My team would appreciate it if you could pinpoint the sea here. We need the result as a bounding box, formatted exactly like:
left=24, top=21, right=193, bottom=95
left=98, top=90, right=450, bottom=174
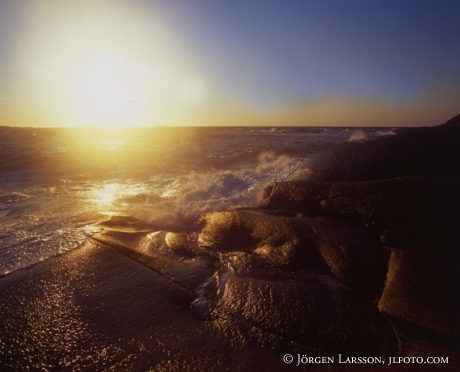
left=0, top=125, right=399, bottom=277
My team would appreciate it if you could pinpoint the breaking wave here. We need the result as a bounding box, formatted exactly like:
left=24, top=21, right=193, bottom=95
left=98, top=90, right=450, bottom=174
left=0, top=125, right=396, bottom=277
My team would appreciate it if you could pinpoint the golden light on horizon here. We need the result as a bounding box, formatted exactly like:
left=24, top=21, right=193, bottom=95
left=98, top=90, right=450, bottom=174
left=13, top=1, right=208, bottom=128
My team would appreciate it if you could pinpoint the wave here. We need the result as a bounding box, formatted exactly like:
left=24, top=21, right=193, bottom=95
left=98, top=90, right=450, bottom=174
left=0, top=150, right=304, bottom=276
left=347, top=129, right=367, bottom=142
left=377, top=129, right=397, bottom=136
left=0, top=126, right=397, bottom=277
left=127, top=151, right=304, bottom=228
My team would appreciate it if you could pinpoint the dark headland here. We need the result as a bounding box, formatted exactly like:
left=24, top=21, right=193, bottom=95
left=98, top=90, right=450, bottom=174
left=1, top=115, right=460, bottom=371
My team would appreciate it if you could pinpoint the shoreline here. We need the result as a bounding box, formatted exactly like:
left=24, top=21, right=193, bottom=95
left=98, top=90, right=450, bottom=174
left=1, top=115, right=460, bottom=371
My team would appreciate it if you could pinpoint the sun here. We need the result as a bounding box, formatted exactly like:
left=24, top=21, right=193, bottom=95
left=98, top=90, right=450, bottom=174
left=15, top=1, right=208, bottom=127
left=71, top=51, right=155, bottom=127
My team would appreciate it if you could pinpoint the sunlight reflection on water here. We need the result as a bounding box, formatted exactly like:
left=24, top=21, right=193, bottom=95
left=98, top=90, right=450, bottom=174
left=98, top=138, right=124, bottom=151
left=91, top=182, right=146, bottom=206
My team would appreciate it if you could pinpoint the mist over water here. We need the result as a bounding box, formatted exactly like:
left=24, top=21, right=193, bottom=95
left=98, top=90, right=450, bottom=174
left=0, top=125, right=400, bottom=276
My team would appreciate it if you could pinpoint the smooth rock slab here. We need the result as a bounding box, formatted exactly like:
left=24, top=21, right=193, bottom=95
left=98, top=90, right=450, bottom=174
left=0, top=241, right=302, bottom=372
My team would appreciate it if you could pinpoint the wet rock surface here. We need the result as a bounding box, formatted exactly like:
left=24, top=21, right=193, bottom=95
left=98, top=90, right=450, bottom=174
left=1, top=115, right=460, bottom=370
left=0, top=241, right=298, bottom=371
left=197, top=114, right=460, bottom=368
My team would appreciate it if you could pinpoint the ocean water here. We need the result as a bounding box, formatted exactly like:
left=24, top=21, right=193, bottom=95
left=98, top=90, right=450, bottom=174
left=0, top=125, right=398, bottom=277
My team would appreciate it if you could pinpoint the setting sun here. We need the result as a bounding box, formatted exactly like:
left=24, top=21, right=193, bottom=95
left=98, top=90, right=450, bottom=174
left=71, top=51, right=157, bottom=127
left=12, top=1, right=208, bottom=127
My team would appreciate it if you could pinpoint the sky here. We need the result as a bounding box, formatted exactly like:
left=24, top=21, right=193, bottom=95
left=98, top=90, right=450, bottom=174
left=0, top=0, right=459, bottom=127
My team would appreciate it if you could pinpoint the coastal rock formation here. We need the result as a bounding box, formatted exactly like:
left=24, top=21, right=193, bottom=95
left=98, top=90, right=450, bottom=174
left=303, top=113, right=460, bottom=182
left=83, top=114, right=460, bottom=367
left=2, top=114, right=459, bottom=371
left=196, top=114, right=460, bottom=362
left=379, top=249, right=460, bottom=337
left=73, top=112, right=460, bottom=366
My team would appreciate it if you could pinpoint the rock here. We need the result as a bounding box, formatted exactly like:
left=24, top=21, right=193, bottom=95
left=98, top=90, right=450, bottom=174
left=378, top=249, right=460, bottom=337
left=265, top=176, right=460, bottom=259
left=93, top=214, right=153, bottom=232
left=256, top=114, right=460, bottom=358
left=311, top=218, right=390, bottom=300
left=214, top=270, right=398, bottom=356
left=198, top=210, right=326, bottom=271
left=0, top=242, right=299, bottom=371
left=165, top=232, right=198, bottom=257
left=91, top=216, right=216, bottom=291
left=263, top=181, right=329, bottom=216
left=304, top=114, right=460, bottom=182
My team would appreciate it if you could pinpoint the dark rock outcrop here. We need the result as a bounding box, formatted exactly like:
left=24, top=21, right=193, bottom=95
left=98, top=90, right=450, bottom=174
left=84, top=114, right=458, bottom=368
left=303, top=113, right=460, bottom=182
left=378, top=249, right=460, bottom=337
left=215, top=270, right=397, bottom=356
left=196, top=114, right=460, bottom=363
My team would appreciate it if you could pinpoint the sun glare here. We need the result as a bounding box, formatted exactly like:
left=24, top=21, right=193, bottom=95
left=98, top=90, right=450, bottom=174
left=15, top=1, right=208, bottom=127
left=91, top=182, right=146, bottom=206
left=72, top=51, right=154, bottom=127
left=93, top=183, right=120, bottom=205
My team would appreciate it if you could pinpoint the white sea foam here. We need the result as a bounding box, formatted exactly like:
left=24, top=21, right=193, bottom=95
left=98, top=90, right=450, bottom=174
left=126, top=151, right=304, bottom=228
left=377, top=129, right=397, bottom=136
left=347, top=129, right=367, bottom=142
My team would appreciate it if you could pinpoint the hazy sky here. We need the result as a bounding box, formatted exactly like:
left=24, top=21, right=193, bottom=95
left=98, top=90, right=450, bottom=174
left=0, top=0, right=459, bottom=127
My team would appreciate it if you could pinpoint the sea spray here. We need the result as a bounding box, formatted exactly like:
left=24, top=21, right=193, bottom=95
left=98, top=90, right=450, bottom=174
left=0, top=126, right=398, bottom=277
